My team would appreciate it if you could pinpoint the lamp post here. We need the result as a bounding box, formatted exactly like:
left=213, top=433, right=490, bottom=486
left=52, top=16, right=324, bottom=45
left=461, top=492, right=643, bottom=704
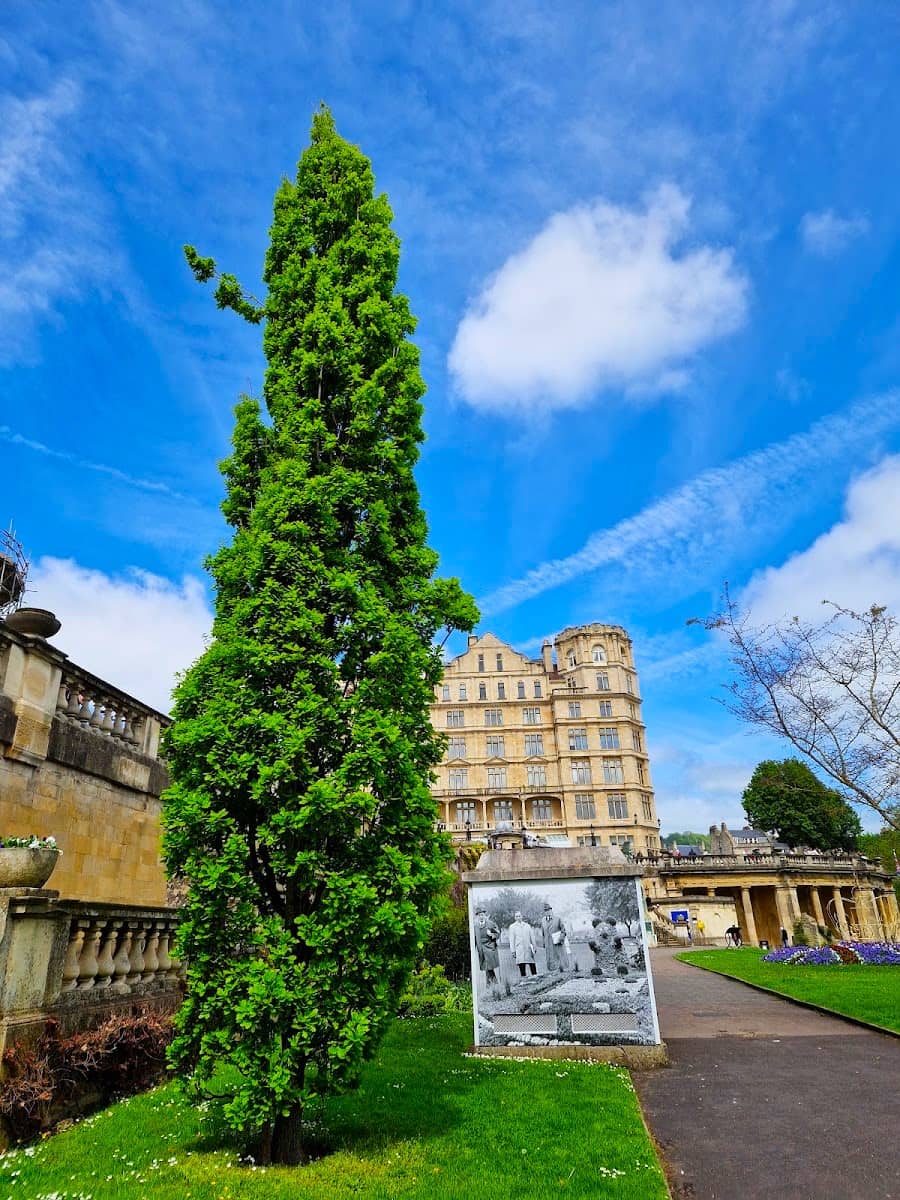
left=589, top=824, right=597, bottom=847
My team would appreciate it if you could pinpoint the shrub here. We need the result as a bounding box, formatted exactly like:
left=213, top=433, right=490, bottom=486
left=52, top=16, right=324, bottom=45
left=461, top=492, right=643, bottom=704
left=423, top=904, right=470, bottom=980
left=397, top=964, right=470, bottom=1018
left=0, top=1009, right=173, bottom=1142
left=792, top=920, right=809, bottom=946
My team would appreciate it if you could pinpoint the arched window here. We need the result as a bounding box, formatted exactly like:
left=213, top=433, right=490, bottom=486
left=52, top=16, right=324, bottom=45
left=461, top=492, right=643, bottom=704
left=592, top=644, right=606, bottom=663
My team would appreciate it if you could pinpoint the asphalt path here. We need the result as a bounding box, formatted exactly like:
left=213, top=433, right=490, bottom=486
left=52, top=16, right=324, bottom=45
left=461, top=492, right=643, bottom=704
left=634, top=948, right=900, bottom=1200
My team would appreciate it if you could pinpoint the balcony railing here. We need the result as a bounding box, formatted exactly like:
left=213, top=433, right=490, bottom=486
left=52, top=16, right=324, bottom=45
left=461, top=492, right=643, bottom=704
left=433, top=786, right=561, bottom=798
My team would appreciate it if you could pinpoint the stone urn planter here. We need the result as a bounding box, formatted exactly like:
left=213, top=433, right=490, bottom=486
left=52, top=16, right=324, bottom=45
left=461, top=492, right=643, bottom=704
left=4, top=607, right=62, bottom=639
left=0, top=846, right=61, bottom=888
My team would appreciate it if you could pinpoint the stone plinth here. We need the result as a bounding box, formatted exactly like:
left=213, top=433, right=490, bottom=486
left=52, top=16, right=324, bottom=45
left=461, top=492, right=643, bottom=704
left=464, top=846, right=663, bottom=1060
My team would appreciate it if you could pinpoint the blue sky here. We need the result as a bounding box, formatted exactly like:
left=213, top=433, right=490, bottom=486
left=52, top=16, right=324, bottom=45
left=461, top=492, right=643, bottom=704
left=4, top=1, right=900, bottom=834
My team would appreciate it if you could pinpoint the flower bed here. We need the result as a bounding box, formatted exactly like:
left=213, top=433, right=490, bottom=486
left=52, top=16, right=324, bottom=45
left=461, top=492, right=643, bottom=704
left=762, top=941, right=900, bottom=965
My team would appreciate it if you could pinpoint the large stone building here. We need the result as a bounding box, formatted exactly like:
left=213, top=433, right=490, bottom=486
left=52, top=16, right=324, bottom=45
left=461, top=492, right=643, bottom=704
left=430, top=625, right=660, bottom=852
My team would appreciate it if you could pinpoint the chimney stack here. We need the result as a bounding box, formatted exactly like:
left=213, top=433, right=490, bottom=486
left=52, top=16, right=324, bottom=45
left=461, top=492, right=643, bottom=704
left=541, top=640, right=553, bottom=673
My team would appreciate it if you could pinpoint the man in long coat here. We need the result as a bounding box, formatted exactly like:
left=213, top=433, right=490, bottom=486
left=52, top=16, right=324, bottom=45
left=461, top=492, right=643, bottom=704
left=541, top=902, right=568, bottom=973
left=508, top=910, right=537, bottom=977
left=473, top=906, right=501, bottom=985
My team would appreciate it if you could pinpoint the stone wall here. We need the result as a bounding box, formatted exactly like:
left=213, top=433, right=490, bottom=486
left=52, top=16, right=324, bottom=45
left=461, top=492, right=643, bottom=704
left=0, top=625, right=170, bottom=906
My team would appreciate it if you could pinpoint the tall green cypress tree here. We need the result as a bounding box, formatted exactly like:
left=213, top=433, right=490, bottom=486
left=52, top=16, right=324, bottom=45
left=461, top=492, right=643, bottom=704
left=163, top=106, right=477, bottom=1165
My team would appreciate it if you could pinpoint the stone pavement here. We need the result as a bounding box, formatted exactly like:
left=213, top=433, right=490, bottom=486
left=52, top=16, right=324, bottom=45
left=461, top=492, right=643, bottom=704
left=634, top=948, right=900, bottom=1200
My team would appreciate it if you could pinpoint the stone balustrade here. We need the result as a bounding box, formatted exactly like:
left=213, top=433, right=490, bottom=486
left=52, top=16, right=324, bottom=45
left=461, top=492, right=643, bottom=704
left=57, top=904, right=183, bottom=1002
left=54, top=662, right=163, bottom=760
left=0, top=891, right=183, bottom=1054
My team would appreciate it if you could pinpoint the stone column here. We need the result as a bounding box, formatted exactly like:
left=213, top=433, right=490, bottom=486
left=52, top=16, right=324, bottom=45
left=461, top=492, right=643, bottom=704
left=860, top=888, right=883, bottom=938
left=884, top=889, right=900, bottom=936
left=740, top=887, right=758, bottom=944
left=832, top=888, right=850, bottom=938
left=774, top=886, right=797, bottom=937
left=810, top=888, right=826, bottom=931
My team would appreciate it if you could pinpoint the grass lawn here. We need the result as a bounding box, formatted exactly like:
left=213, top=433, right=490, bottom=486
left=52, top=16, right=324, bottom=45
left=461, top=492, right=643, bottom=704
left=1, top=1015, right=668, bottom=1199
left=678, top=948, right=900, bottom=1033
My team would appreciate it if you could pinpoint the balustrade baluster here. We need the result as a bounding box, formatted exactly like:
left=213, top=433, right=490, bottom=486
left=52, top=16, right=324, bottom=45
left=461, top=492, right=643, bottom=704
left=77, top=921, right=101, bottom=989
left=142, top=924, right=160, bottom=984
left=64, top=681, right=81, bottom=719
left=76, top=692, right=93, bottom=723
left=56, top=681, right=68, bottom=713
left=126, top=924, right=146, bottom=987
left=156, top=923, right=172, bottom=980
left=101, top=703, right=118, bottom=734
left=60, top=927, right=84, bottom=993
left=95, top=919, right=118, bottom=988
left=89, top=698, right=105, bottom=731
left=111, top=928, right=133, bottom=994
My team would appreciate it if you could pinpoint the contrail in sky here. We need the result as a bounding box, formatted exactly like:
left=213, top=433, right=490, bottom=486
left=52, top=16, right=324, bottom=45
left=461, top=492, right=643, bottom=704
left=477, top=392, right=900, bottom=617
left=0, top=424, right=186, bottom=500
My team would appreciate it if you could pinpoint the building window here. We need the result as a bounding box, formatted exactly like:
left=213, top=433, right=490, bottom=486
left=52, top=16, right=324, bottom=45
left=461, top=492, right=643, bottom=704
left=447, top=736, right=466, bottom=759
left=596, top=672, right=610, bottom=691
left=567, top=651, right=577, bottom=668
left=477, top=653, right=484, bottom=672
left=478, top=681, right=487, bottom=700
left=496, top=653, right=503, bottom=671
left=497, top=681, right=506, bottom=699
left=620, top=643, right=629, bottom=664
left=642, top=794, right=653, bottom=821
left=602, top=759, right=624, bottom=785
left=446, top=710, right=464, bottom=728
left=571, top=759, right=592, bottom=785
left=637, top=760, right=646, bottom=784
left=598, top=700, right=613, bottom=718
left=599, top=727, right=620, bottom=750
left=526, top=763, right=546, bottom=788
left=632, top=729, right=642, bottom=751
left=568, top=701, right=582, bottom=718
left=459, top=683, right=467, bottom=701
left=494, top=799, right=513, bottom=823
left=455, top=799, right=476, bottom=824
left=484, top=709, right=503, bottom=726
left=523, top=707, right=541, bottom=725
left=592, top=645, right=606, bottom=663
left=517, top=681, right=525, bottom=698
left=524, top=733, right=544, bottom=756
left=628, top=701, right=637, bottom=719
left=532, top=798, right=552, bottom=822
left=568, top=727, right=588, bottom=751
left=486, top=734, right=505, bottom=757
left=487, top=766, right=507, bottom=790
left=607, top=793, right=628, bottom=819
left=449, top=767, right=468, bottom=791
left=609, top=835, right=628, bottom=846
left=441, top=684, right=450, bottom=701
left=625, top=672, right=634, bottom=694
left=533, top=681, right=542, bottom=698
left=574, top=793, right=595, bottom=820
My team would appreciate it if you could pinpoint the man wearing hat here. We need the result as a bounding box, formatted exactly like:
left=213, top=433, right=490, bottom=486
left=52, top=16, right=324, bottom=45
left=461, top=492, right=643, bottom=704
left=473, top=905, right=501, bottom=986
left=541, top=902, right=568, bottom=973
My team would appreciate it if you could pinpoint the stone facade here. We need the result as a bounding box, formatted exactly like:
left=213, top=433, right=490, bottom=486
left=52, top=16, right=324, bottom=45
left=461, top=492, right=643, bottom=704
left=431, top=625, right=659, bottom=852
left=0, top=624, right=169, bottom=906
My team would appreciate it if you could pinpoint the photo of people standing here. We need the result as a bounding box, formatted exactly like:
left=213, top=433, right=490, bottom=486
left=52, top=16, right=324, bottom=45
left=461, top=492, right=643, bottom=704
left=468, top=877, right=658, bottom=1047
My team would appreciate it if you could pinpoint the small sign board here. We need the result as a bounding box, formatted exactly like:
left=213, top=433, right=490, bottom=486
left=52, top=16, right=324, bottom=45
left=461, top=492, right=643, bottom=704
left=670, top=910, right=689, bottom=924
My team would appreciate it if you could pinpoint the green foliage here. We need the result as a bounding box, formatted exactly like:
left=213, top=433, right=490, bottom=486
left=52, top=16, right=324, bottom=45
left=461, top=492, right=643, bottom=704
left=859, top=828, right=900, bottom=870
left=662, top=831, right=710, bottom=850
left=396, top=964, right=470, bottom=1017
left=162, top=105, right=477, bottom=1164
left=742, top=758, right=863, bottom=850
left=421, top=903, right=470, bottom=980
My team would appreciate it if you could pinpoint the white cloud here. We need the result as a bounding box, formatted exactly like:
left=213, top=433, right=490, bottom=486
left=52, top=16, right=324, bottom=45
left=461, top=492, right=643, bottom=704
left=650, top=729, right=762, bottom=835
left=478, top=391, right=900, bottom=617
left=799, top=209, right=869, bottom=256
left=28, top=557, right=212, bottom=715
left=448, top=184, right=748, bottom=414
left=743, top=454, right=900, bottom=624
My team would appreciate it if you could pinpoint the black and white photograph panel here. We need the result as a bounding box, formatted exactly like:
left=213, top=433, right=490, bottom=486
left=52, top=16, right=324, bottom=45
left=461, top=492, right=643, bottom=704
left=469, top=876, right=660, bottom=1048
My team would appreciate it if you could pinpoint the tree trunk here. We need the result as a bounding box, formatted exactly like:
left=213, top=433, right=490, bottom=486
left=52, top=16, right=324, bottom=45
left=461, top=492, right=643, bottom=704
left=271, top=1106, right=306, bottom=1165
